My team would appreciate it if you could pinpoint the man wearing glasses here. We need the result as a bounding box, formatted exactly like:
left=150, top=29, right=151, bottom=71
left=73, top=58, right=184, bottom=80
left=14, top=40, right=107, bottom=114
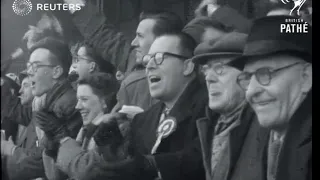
left=192, top=32, right=269, bottom=180
left=4, top=37, right=82, bottom=180
left=69, top=41, right=116, bottom=82
left=116, top=32, right=208, bottom=180
left=234, top=15, right=312, bottom=180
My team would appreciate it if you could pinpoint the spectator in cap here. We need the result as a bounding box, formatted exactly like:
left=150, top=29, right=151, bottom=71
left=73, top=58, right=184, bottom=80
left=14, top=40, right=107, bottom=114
left=69, top=41, right=116, bottom=82
left=194, top=0, right=252, bottom=34
left=183, top=16, right=233, bottom=45
left=2, top=70, right=38, bottom=180
left=192, top=32, right=269, bottom=180
left=4, top=37, right=82, bottom=180
left=235, top=15, right=312, bottom=180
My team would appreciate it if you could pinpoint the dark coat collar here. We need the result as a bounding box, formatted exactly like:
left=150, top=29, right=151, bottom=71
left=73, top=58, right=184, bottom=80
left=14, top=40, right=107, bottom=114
left=45, top=79, right=73, bottom=108
left=164, top=78, right=207, bottom=124
left=197, top=103, right=257, bottom=178
left=275, top=91, right=312, bottom=179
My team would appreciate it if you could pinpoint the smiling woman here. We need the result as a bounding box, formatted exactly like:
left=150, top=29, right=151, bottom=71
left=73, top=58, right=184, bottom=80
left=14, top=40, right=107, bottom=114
left=76, top=72, right=119, bottom=125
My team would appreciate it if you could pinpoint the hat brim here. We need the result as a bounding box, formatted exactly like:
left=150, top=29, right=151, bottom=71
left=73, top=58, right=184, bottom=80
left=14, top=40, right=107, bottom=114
left=192, top=52, right=242, bottom=65
left=231, top=40, right=312, bottom=71
left=231, top=50, right=312, bottom=71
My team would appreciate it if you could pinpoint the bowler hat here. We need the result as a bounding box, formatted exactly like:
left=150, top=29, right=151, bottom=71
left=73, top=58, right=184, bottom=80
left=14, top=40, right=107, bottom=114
left=192, top=32, right=248, bottom=65
left=230, top=15, right=312, bottom=70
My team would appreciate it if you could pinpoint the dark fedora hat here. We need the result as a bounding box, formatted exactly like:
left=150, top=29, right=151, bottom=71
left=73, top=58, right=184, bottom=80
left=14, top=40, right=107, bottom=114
left=192, top=32, right=248, bottom=65
left=230, top=15, right=312, bottom=70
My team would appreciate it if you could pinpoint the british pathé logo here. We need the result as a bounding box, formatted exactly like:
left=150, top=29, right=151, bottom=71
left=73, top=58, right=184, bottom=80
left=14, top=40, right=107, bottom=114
left=281, top=0, right=306, bottom=16
left=281, top=18, right=309, bottom=33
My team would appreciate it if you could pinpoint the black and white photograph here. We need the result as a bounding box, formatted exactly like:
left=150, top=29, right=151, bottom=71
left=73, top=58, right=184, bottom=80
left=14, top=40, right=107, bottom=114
left=1, top=0, right=312, bottom=180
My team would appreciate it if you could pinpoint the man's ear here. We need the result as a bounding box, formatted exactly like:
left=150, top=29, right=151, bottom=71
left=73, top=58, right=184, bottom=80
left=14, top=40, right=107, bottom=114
left=52, top=66, right=64, bottom=79
left=183, top=59, right=195, bottom=76
left=89, top=62, right=97, bottom=73
left=301, top=63, right=312, bottom=93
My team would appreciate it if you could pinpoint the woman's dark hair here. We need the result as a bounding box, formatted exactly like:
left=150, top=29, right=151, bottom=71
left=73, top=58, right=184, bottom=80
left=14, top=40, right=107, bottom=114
left=78, top=72, right=119, bottom=113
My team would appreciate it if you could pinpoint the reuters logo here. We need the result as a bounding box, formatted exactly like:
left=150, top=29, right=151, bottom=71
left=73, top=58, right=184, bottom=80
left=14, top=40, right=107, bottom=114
left=12, top=0, right=33, bottom=16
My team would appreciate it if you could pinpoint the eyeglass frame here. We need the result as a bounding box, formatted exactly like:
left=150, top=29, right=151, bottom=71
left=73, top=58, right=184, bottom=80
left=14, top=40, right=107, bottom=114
left=199, top=59, right=235, bottom=76
left=72, top=54, right=94, bottom=64
left=236, top=62, right=303, bottom=90
left=142, top=52, right=190, bottom=67
left=26, top=62, right=57, bottom=74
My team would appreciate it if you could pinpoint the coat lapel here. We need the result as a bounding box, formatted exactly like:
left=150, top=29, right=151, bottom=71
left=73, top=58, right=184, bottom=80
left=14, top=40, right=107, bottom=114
left=276, top=92, right=312, bottom=180
left=227, top=104, right=255, bottom=179
left=169, top=79, right=206, bottom=124
left=196, top=107, right=219, bottom=179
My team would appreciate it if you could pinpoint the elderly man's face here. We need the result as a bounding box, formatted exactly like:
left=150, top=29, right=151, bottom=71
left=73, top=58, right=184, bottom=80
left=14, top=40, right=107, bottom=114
left=131, top=19, right=157, bottom=64
left=202, top=58, right=245, bottom=113
left=243, top=54, right=312, bottom=130
left=145, top=35, right=190, bottom=102
left=19, top=77, right=34, bottom=105
left=27, top=48, right=59, bottom=97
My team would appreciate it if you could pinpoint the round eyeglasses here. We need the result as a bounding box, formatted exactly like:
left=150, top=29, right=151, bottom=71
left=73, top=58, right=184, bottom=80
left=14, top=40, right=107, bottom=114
left=142, top=52, right=189, bottom=67
left=200, top=62, right=228, bottom=76
left=72, top=55, right=93, bottom=64
left=236, top=62, right=303, bottom=90
left=26, top=62, right=56, bottom=74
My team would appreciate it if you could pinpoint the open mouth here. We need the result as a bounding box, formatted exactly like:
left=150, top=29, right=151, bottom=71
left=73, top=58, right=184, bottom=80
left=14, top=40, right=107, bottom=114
left=80, top=111, right=89, bottom=118
left=210, top=92, right=221, bottom=96
left=149, top=75, right=161, bottom=83
left=68, top=71, right=79, bottom=82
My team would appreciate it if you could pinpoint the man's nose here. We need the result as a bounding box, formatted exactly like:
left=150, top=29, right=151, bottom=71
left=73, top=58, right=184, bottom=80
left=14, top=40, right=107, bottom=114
left=245, top=76, right=264, bottom=101
left=19, top=87, right=23, bottom=94
left=75, top=101, right=82, bottom=110
left=146, top=58, right=157, bottom=72
left=205, top=70, right=219, bottom=84
left=131, top=37, right=138, bottom=47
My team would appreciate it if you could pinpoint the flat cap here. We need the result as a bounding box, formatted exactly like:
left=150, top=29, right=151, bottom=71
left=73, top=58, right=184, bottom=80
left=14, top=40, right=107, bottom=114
left=192, top=32, right=248, bottom=65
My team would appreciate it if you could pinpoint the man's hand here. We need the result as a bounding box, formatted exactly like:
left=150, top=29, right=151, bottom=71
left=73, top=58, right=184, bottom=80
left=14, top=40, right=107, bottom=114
left=1, top=136, right=17, bottom=156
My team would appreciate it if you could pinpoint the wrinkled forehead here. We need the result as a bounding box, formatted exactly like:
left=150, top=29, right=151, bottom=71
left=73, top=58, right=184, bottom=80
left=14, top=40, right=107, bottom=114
left=243, top=54, right=305, bottom=72
left=148, top=35, right=181, bottom=55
